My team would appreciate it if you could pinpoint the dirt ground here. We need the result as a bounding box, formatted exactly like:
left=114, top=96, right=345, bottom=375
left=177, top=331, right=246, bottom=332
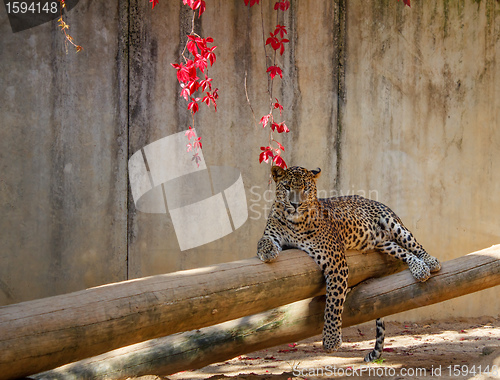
left=133, top=317, right=500, bottom=380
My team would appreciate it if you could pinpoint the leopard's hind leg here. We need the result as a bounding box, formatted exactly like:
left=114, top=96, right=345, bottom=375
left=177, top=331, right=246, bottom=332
left=364, top=318, right=385, bottom=362
left=378, top=216, right=440, bottom=276
left=392, top=223, right=441, bottom=272
left=375, top=240, right=431, bottom=282
left=380, top=216, right=441, bottom=272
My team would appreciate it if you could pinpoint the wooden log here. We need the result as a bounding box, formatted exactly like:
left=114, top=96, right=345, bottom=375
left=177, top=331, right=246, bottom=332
left=0, top=249, right=403, bottom=380
left=33, top=245, right=500, bottom=380
left=32, top=298, right=326, bottom=380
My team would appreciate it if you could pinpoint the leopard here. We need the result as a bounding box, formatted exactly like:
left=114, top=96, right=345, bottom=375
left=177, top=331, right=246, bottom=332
left=257, top=166, right=441, bottom=361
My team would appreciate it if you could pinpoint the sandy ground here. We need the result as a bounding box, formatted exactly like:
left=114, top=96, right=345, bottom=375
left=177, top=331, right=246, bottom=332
left=132, top=317, right=500, bottom=380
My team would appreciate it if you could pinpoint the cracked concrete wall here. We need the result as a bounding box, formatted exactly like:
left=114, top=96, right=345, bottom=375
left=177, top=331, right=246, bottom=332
left=343, top=0, right=500, bottom=319
left=125, top=0, right=345, bottom=278
left=0, top=0, right=498, bottom=320
left=0, top=2, right=128, bottom=305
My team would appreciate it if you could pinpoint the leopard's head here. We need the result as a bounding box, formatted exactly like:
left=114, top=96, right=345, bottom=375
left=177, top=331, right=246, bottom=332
left=272, top=166, right=321, bottom=221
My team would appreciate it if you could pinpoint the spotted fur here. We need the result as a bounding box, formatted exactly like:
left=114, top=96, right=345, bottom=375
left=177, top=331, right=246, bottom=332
left=257, top=166, right=441, bottom=361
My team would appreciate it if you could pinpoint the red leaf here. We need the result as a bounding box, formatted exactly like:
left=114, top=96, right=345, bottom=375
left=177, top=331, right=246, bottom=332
left=197, top=0, right=206, bottom=16
left=180, top=84, right=190, bottom=101
left=273, top=24, right=287, bottom=38
left=211, top=88, right=219, bottom=111
left=194, top=54, right=208, bottom=72
left=397, top=0, right=411, bottom=7
left=186, top=37, right=198, bottom=55
left=267, top=65, right=283, bottom=79
left=273, top=139, right=285, bottom=151
left=150, top=0, right=159, bottom=9
left=244, top=0, right=260, bottom=6
left=279, top=39, right=289, bottom=55
left=185, top=126, right=196, bottom=140
left=171, top=60, right=198, bottom=84
left=193, top=137, right=202, bottom=150
left=274, top=0, right=290, bottom=11
left=199, top=76, right=212, bottom=92
left=202, top=89, right=218, bottom=111
left=192, top=153, right=202, bottom=167
left=259, top=146, right=274, bottom=163
left=188, top=99, right=199, bottom=114
left=279, top=122, right=289, bottom=133
left=204, top=46, right=217, bottom=66
left=186, top=143, right=192, bottom=152
left=272, top=121, right=289, bottom=133
left=266, top=34, right=280, bottom=50
left=274, top=98, right=283, bottom=115
left=266, top=34, right=289, bottom=55
left=184, top=0, right=206, bottom=16
left=273, top=155, right=287, bottom=169
left=259, top=114, right=272, bottom=128
left=187, top=80, right=200, bottom=96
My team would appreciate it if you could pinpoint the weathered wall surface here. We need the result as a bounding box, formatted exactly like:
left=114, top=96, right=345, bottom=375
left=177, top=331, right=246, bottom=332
left=343, top=0, right=500, bottom=319
left=125, top=0, right=345, bottom=278
left=0, top=0, right=498, bottom=320
left=0, top=2, right=128, bottom=304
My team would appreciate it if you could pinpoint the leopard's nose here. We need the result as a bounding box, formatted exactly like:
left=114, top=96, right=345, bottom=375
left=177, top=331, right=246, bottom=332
left=289, top=190, right=304, bottom=203
left=290, top=202, right=299, bottom=210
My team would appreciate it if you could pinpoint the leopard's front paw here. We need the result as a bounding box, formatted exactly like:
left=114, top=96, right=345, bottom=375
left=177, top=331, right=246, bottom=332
left=323, top=331, right=342, bottom=353
left=257, top=238, right=280, bottom=262
left=408, top=256, right=431, bottom=282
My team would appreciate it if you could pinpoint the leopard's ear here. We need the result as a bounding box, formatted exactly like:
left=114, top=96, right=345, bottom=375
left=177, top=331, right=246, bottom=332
left=311, top=167, right=322, bottom=180
left=271, top=166, right=286, bottom=182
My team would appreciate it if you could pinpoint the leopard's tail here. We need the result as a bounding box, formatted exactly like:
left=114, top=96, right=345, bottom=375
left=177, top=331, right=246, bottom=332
left=364, top=318, right=385, bottom=362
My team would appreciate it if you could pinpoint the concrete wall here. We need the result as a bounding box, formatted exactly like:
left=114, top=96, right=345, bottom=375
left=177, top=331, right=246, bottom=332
left=0, top=1, right=498, bottom=320
left=343, top=0, right=500, bottom=320
left=0, top=2, right=128, bottom=304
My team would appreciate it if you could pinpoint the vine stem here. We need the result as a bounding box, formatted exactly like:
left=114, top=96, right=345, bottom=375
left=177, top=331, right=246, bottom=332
left=180, top=12, right=198, bottom=62
left=244, top=71, right=259, bottom=128
left=266, top=6, right=281, bottom=168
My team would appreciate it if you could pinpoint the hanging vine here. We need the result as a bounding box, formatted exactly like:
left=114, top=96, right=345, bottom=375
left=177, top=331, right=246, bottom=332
left=57, top=0, right=83, bottom=53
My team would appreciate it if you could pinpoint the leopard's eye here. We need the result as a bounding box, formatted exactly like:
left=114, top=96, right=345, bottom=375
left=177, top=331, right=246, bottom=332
left=283, top=184, right=290, bottom=191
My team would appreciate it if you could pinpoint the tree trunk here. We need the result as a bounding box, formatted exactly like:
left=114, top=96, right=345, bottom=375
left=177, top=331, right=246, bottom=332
left=33, top=245, right=500, bottom=380
left=0, top=249, right=403, bottom=380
